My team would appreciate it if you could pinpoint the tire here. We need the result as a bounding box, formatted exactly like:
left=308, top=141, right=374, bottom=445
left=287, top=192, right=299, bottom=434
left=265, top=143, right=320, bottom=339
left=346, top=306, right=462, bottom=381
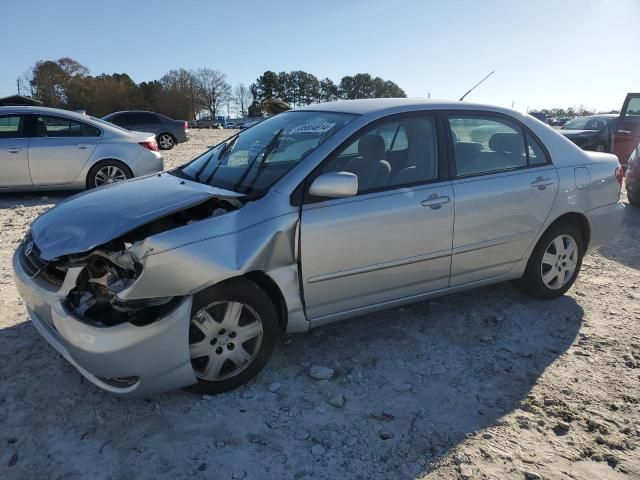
left=86, top=160, right=133, bottom=189
left=629, top=191, right=640, bottom=208
left=157, top=132, right=176, bottom=150
left=184, top=279, right=280, bottom=395
left=516, top=221, right=584, bottom=299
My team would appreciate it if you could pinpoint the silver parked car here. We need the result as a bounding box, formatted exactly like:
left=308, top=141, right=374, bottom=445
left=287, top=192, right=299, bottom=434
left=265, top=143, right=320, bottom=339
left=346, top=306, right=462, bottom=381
left=14, top=99, right=624, bottom=397
left=0, top=106, right=164, bottom=190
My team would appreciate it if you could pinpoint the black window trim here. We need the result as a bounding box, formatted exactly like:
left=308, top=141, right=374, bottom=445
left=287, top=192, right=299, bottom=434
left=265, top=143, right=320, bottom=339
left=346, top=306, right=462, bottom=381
left=443, top=109, right=552, bottom=180
left=293, top=110, right=450, bottom=206
left=0, top=114, right=28, bottom=139
left=27, top=113, right=103, bottom=138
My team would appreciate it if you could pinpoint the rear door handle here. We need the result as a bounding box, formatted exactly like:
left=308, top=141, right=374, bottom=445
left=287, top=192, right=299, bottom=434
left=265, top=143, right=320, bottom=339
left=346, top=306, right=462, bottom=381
left=6, top=147, right=21, bottom=153
left=618, top=129, right=631, bottom=135
left=421, top=194, right=451, bottom=209
left=77, top=144, right=91, bottom=149
left=531, top=176, right=554, bottom=190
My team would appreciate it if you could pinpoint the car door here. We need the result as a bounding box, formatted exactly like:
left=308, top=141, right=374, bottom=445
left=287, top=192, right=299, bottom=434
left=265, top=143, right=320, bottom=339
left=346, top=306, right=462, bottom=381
left=614, top=94, right=640, bottom=166
left=0, top=114, right=31, bottom=188
left=300, top=113, right=454, bottom=322
left=27, top=114, right=102, bottom=185
left=447, top=112, right=558, bottom=287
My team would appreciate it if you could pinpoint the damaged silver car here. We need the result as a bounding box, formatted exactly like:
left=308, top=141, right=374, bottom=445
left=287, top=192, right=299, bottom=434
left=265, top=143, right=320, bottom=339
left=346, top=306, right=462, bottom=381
left=14, top=99, right=624, bottom=397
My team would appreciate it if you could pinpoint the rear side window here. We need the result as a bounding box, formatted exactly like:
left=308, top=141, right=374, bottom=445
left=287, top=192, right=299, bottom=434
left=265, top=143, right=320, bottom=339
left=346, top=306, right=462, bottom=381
left=35, top=116, right=101, bottom=137
left=449, top=115, right=533, bottom=176
left=526, top=133, right=548, bottom=165
left=0, top=115, right=24, bottom=139
left=132, top=113, right=161, bottom=124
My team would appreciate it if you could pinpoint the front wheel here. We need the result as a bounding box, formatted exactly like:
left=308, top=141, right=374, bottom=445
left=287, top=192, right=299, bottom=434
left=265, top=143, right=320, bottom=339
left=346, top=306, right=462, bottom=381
left=184, top=280, right=280, bottom=395
left=628, top=191, right=640, bottom=208
left=517, top=222, right=584, bottom=299
left=157, top=133, right=175, bottom=150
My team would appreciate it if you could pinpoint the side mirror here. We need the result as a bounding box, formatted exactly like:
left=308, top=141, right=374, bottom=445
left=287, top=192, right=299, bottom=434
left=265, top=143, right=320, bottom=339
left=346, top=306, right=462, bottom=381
left=308, top=171, right=358, bottom=198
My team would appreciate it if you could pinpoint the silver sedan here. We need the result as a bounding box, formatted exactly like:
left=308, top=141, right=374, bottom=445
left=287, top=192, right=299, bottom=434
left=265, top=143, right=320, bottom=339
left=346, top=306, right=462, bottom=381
left=0, top=106, right=164, bottom=191
left=13, top=99, right=624, bottom=397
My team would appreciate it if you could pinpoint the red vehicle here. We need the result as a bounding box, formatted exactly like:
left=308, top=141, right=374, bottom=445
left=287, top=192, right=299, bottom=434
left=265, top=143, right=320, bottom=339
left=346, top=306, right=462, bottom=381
left=625, top=143, right=640, bottom=207
left=613, top=93, right=640, bottom=167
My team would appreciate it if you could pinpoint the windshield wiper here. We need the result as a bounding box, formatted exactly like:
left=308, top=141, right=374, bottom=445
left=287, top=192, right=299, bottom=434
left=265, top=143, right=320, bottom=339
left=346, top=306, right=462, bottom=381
left=217, top=133, right=240, bottom=160
left=193, top=133, right=240, bottom=182
left=233, top=128, right=284, bottom=194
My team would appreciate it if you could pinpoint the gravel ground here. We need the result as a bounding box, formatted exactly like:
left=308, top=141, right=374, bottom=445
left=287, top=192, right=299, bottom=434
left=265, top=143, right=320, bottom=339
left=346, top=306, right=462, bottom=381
left=0, top=129, right=639, bottom=480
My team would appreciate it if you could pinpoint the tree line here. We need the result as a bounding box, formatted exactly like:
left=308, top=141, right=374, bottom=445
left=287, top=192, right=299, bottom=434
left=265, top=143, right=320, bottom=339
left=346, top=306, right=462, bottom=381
left=18, top=57, right=406, bottom=120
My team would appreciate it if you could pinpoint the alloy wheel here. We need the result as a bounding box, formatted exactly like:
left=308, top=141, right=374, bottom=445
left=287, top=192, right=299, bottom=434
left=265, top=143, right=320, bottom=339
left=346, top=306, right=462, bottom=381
left=189, top=301, right=264, bottom=381
left=158, top=134, right=174, bottom=149
left=94, top=165, right=127, bottom=187
left=540, top=234, right=579, bottom=290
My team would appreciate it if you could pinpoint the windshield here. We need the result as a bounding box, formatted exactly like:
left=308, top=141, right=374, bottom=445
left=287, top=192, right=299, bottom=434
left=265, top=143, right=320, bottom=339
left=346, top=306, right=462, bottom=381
left=175, top=111, right=356, bottom=196
left=563, top=116, right=615, bottom=130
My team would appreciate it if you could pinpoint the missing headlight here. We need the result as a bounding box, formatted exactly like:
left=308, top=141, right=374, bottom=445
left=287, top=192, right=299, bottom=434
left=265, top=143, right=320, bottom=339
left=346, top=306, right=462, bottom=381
left=66, top=253, right=181, bottom=327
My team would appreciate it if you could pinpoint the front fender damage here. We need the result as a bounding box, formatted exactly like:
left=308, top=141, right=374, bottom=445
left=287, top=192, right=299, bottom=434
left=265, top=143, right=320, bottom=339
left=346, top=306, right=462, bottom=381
left=116, top=212, right=308, bottom=333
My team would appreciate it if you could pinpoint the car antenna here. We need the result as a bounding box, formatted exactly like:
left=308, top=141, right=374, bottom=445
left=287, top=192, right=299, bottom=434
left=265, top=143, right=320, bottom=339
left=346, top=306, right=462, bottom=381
left=459, top=70, right=495, bottom=101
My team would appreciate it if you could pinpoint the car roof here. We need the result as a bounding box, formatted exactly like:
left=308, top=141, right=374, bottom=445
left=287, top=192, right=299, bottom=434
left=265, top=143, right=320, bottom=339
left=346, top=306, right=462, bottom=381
left=0, top=105, right=100, bottom=122
left=295, top=98, right=529, bottom=117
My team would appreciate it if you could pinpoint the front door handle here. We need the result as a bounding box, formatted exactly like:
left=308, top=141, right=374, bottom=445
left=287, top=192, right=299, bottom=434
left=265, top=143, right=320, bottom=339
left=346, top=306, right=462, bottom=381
left=6, top=148, right=21, bottom=153
left=618, top=129, right=631, bottom=135
left=77, top=144, right=91, bottom=149
left=531, top=176, right=554, bottom=190
left=421, top=194, right=451, bottom=210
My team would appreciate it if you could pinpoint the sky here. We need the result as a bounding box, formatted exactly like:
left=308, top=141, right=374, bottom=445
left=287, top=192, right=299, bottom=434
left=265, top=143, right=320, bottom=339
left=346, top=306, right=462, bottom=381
left=1, top=0, right=639, bottom=112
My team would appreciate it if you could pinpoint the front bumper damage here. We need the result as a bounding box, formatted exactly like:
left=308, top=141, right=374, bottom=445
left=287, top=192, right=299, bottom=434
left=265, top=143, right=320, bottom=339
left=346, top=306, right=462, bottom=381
left=13, top=249, right=197, bottom=397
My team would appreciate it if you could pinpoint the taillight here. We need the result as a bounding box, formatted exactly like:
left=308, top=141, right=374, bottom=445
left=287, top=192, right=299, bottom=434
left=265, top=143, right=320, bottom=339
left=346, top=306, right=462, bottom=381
left=615, top=165, right=624, bottom=186
left=139, top=140, right=159, bottom=152
left=183, top=121, right=188, bottom=130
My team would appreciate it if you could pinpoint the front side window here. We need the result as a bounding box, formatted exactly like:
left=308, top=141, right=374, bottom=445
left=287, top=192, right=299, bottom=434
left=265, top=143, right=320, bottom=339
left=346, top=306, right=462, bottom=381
left=0, top=115, right=24, bottom=139
left=449, top=115, right=527, bottom=176
left=624, top=97, right=640, bottom=122
left=319, top=115, right=438, bottom=194
left=176, top=111, right=356, bottom=197
left=35, top=116, right=101, bottom=138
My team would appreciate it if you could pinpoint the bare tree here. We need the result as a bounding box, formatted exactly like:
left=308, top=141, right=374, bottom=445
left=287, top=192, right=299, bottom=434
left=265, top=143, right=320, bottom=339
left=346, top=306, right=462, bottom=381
left=197, top=68, right=231, bottom=118
left=234, top=83, right=252, bottom=117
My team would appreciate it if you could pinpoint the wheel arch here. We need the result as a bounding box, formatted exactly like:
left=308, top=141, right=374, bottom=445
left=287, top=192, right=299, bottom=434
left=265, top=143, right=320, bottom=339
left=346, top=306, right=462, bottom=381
left=157, top=131, right=176, bottom=141
left=213, top=271, right=288, bottom=333
left=543, top=212, right=591, bottom=251
left=86, top=158, right=134, bottom=188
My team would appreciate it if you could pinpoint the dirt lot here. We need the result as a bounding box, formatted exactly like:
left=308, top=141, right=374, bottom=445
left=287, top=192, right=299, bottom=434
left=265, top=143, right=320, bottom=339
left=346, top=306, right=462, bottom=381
left=1, top=129, right=639, bottom=480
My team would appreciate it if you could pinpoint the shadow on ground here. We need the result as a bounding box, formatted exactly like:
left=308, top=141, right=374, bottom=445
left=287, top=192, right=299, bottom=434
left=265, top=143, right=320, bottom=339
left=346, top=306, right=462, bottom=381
left=599, top=200, right=640, bottom=271
left=0, top=282, right=583, bottom=480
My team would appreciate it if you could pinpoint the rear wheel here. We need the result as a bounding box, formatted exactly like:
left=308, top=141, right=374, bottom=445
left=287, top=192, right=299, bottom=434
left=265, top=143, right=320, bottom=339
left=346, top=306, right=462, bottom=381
left=157, top=133, right=175, bottom=150
left=86, top=160, right=132, bottom=189
left=184, top=279, right=280, bottom=395
left=517, top=222, right=584, bottom=299
left=628, top=190, right=640, bottom=208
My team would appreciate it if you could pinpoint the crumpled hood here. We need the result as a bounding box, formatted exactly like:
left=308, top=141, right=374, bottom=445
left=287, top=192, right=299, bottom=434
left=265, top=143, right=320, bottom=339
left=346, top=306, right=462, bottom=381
left=31, top=173, right=243, bottom=261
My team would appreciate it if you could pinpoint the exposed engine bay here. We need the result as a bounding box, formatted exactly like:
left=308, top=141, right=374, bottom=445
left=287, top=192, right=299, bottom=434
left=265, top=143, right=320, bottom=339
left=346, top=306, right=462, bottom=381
left=58, top=197, right=242, bottom=327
